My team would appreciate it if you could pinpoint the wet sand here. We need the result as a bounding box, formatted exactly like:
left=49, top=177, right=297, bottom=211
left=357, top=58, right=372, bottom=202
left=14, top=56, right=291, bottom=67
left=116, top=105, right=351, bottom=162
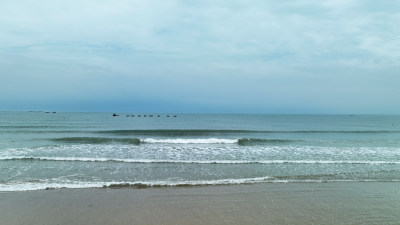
left=1, top=182, right=399, bottom=225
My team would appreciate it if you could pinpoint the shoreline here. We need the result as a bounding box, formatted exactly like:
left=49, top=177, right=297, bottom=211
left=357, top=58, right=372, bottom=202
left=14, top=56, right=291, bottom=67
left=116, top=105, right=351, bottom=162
left=1, top=182, right=399, bottom=225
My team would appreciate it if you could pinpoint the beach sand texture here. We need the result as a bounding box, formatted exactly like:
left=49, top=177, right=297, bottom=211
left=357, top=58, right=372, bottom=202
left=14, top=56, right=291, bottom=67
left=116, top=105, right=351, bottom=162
left=1, top=182, right=399, bottom=225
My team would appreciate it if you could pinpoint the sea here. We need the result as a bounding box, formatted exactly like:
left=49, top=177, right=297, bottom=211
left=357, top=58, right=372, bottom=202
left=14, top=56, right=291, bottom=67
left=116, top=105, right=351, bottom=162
left=1, top=112, right=400, bottom=192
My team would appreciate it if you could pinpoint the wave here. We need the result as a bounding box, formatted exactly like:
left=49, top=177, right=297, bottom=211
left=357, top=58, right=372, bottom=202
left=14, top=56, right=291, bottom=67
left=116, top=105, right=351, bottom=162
left=237, top=138, right=297, bottom=145
left=2, top=177, right=400, bottom=192
left=50, top=137, right=236, bottom=144
left=142, top=138, right=237, bottom=144
left=51, top=137, right=142, bottom=145
left=144, top=138, right=297, bottom=145
left=2, top=156, right=400, bottom=165
left=0, top=177, right=272, bottom=192
left=50, top=137, right=297, bottom=145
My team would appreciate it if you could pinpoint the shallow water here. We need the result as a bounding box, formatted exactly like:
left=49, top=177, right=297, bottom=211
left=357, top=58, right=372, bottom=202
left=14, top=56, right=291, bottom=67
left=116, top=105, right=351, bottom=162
left=1, top=112, right=400, bottom=191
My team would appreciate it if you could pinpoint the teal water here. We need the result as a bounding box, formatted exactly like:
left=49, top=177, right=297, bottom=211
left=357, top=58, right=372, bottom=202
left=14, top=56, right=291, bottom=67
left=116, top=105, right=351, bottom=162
left=1, top=112, right=400, bottom=191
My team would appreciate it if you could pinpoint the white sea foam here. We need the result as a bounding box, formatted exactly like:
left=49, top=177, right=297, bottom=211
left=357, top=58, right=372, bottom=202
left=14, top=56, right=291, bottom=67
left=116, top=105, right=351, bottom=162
left=1, top=156, right=400, bottom=165
left=0, top=177, right=272, bottom=192
left=0, top=181, right=106, bottom=192
left=2, top=177, right=400, bottom=192
left=142, top=138, right=237, bottom=144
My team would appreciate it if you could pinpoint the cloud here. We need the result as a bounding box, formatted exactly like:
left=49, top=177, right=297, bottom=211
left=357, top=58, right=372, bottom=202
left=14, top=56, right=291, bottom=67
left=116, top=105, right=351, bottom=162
left=2, top=0, right=399, bottom=64
left=1, top=0, right=400, bottom=113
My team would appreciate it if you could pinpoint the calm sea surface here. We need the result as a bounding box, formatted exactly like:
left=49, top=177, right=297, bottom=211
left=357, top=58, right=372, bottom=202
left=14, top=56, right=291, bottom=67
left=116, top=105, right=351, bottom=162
left=1, top=112, right=400, bottom=191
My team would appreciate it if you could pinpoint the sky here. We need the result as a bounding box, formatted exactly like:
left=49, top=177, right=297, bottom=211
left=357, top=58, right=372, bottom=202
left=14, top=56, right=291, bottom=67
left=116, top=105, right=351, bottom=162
left=1, top=0, right=399, bottom=114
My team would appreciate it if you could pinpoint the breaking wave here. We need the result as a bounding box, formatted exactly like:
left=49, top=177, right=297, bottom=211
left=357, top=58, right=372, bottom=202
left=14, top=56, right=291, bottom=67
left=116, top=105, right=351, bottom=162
left=51, top=137, right=142, bottom=144
left=142, top=138, right=237, bottom=144
left=50, top=137, right=297, bottom=145
left=0, top=177, right=272, bottom=192
left=237, top=138, right=297, bottom=145
left=2, top=176, right=400, bottom=192
left=1, top=156, right=400, bottom=165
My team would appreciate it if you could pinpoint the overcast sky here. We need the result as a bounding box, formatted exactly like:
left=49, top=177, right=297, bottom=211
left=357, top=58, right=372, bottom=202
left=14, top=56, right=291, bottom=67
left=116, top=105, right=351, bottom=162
left=1, top=0, right=399, bottom=113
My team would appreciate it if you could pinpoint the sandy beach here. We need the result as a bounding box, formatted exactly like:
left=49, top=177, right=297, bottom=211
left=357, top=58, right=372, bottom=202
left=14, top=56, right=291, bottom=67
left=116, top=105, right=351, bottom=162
left=1, top=182, right=399, bottom=225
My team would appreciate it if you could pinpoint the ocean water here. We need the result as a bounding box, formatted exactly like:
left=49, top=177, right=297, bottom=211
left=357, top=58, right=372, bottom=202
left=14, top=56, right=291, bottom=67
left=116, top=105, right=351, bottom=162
left=1, top=112, right=400, bottom=191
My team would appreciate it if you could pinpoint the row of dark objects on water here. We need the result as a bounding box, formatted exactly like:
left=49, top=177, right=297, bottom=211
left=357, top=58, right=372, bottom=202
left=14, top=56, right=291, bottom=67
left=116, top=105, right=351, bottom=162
left=113, top=113, right=176, bottom=118
left=40, top=112, right=175, bottom=117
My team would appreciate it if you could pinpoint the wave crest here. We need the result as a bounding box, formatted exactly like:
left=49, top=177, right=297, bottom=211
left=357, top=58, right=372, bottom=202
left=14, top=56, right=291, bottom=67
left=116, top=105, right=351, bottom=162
left=2, top=177, right=400, bottom=192
left=1, top=156, right=400, bottom=165
left=0, top=177, right=271, bottom=192
left=237, top=138, right=296, bottom=145
left=142, top=138, right=237, bottom=144
left=51, top=137, right=141, bottom=144
left=50, top=137, right=299, bottom=145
